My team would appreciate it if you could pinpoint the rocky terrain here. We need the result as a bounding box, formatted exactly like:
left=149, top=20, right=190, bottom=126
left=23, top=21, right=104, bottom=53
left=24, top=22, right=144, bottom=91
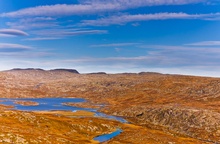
left=0, top=69, right=220, bottom=143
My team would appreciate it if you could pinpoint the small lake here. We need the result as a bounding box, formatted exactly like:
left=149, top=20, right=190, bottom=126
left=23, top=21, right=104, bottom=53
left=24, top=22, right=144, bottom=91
left=94, top=129, right=122, bottom=143
left=0, top=97, right=126, bottom=123
left=0, top=97, right=94, bottom=111
left=0, top=97, right=125, bottom=143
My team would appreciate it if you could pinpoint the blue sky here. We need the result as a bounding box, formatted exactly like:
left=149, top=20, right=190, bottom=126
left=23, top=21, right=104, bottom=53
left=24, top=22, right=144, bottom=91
left=0, top=0, right=220, bottom=76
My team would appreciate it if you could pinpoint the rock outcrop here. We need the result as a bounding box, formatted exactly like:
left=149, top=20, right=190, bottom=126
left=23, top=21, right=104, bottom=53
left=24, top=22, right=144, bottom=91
left=118, top=105, right=220, bottom=143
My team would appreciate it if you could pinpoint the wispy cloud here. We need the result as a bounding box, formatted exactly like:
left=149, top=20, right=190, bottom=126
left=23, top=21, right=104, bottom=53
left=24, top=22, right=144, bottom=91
left=142, top=45, right=220, bottom=58
left=4, top=17, right=57, bottom=30
left=186, top=41, right=220, bottom=46
left=2, top=42, right=220, bottom=76
left=0, top=51, right=53, bottom=57
left=0, top=34, right=16, bottom=37
left=6, top=18, right=58, bottom=30
left=39, top=45, right=219, bottom=75
left=2, top=43, right=216, bottom=68
left=0, top=43, right=32, bottom=50
left=0, top=4, right=120, bottom=18
left=141, top=44, right=220, bottom=65
left=0, top=29, right=28, bottom=36
left=31, top=29, right=107, bottom=37
left=19, top=17, right=56, bottom=23
left=90, top=43, right=141, bottom=47
left=0, top=44, right=54, bottom=58
left=0, top=43, right=33, bottom=53
left=80, top=12, right=220, bottom=26
left=81, top=0, right=206, bottom=7
left=142, top=44, right=220, bottom=52
left=0, top=0, right=207, bottom=18
left=60, top=56, right=160, bottom=67
left=24, top=37, right=62, bottom=41
left=57, top=44, right=220, bottom=68
left=61, top=30, right=108, bottom=36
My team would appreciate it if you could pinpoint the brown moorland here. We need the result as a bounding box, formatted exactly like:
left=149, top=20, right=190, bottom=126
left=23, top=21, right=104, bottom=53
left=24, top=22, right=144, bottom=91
left=0, top=69, right=220, bottom=143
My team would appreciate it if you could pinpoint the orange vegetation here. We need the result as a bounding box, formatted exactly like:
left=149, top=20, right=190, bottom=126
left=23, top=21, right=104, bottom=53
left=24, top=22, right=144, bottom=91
left=0, top=70, right=220, bottom=143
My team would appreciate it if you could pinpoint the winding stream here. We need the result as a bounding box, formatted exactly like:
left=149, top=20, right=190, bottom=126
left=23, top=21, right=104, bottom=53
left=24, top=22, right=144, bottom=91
left=0, top=97, right=126, bottom=143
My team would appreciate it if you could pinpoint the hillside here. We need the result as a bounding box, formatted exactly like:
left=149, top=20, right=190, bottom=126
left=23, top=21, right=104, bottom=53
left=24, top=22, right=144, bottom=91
left=0, top=69, right=220, bottom=143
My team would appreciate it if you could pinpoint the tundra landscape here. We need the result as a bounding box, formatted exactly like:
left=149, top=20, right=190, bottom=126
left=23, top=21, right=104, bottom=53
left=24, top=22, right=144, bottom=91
left=1, top=0, right=220, bottom=143
left=0, top=69, right=219, bottom=143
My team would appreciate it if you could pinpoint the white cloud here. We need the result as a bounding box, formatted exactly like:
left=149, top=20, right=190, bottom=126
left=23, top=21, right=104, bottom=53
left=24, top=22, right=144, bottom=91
left=143, top=44, right=220, bottom=52
left=51, top=44, right=220, bottom=69
left=62, top=56, right=156, bottom=63
left=0, top=51, right=53, bottom=58
left=0, top=43, right=32, bottom=50
left=0, top=29, right=28, bottom=36
left=81, top=0, right=206, bottom=7
left=31, top=29, right=108, bottom=37
left=19, top=17, right=56, bottom=23
left=90, top=43, right=141, bottom=47
left=186, top=41, right=220, bottom=46
left=0, top=34, right=16, bottom=37
left=0, top=4, right=121, bottom=18
left=6, top=21, right=58, bottom=30
left=80, top=12, right=220, bottom=26
left=4, top=17, right=57, bottom=30
left=0, top=0, right=207, bottom=18
left=24, top=37, right=62, bottom=41
left=61, top=30, right=108, bottom=36
left=142, top=44, right=220, bottom=58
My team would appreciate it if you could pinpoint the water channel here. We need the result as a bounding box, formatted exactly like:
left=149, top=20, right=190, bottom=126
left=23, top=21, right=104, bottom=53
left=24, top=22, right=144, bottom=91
left=0, top=97, right=125, bottom=143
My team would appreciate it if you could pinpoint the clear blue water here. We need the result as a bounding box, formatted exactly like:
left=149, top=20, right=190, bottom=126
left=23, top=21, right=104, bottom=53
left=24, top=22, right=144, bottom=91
left=0, top=97, right=127, bottom=123
left=0, top=97, right=95, bottom=112
left=94, top=129, right=122, bottom=142
left=0, top=97, right=126, bottom=143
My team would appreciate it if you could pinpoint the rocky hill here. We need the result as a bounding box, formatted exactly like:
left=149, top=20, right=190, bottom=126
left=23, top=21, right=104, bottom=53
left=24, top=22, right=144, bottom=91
left=0, top=69, right=220, bottom=143
left=8, top=68, right=79, bottom=74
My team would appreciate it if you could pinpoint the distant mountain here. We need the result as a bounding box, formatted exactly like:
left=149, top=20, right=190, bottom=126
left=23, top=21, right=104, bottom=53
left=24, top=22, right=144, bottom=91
left=49, top=69, right=79, bottom=74
left=8, top=69, right=165, bottom=75
left=11, top=68, right=45, bottom=71
left=138, top=72, right=162, bottom=75
left=87, top=72, right=107, bottom=75
left=9, top=68, right=79, bottom=74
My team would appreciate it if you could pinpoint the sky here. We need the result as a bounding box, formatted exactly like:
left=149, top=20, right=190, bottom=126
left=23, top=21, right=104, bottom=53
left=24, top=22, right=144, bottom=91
left=0, top=0, right=220, bottom=76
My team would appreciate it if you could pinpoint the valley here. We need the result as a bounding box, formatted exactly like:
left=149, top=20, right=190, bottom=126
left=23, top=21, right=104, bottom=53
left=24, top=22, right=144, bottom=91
left=0, top=69, right=219, bottom=143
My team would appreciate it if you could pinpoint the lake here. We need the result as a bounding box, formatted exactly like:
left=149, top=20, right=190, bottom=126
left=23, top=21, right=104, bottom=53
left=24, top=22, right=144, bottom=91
left=0, top=97, right=125, bottom=143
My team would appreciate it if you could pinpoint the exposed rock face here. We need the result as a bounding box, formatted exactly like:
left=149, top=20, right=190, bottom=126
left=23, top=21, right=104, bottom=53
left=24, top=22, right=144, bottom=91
left=118, top=106, right=220, bottom=143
